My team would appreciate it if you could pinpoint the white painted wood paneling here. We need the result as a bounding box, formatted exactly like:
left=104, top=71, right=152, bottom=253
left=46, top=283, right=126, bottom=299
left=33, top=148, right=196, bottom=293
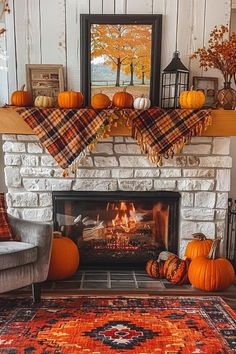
left=40, top=0, right=66, bottom=66
left=127, top=0, right=153, bottom=14
left=103, top=0, right=115, bottom=14
left=5, top=0, right=17, bottom=96
left=115, top=0, right=127, bottom=14
left=27, top=0, right=41, bottom=64
left=0, top=22, right=8, bottom=105
left=152, top=0, right=165, bottom=14
left=66, top=0, right=89, bottom=90
left=177, top=0, right=193, bottom=70
left=90, top=0, right=103, bottom=14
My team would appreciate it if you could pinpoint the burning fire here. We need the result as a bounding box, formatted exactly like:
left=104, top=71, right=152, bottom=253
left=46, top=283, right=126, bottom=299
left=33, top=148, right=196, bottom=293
left=111, top=202, right=137, bottom=232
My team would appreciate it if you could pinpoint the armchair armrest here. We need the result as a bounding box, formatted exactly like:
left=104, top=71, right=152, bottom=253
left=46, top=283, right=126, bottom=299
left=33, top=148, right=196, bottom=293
left=8, top=215, right=53, bottom=282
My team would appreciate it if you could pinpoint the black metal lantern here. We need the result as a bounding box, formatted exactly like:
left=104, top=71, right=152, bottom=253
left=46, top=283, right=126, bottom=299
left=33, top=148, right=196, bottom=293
left=161, top=51, right=189, bottom=109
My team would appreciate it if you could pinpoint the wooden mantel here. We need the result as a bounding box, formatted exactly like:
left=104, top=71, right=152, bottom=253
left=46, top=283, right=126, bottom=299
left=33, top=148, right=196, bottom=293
left=0, top=108, right=236, bottom=136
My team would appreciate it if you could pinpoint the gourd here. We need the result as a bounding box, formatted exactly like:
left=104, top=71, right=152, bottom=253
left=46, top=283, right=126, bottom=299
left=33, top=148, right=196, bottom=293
left=34, top=95, right=54, bottom=108
left=146, top=259, right=164, bottom=278
left=184, top=233, right=213, bottom=260
left=164, top=255, right=191, bottom=285
left=47, top=232, right=80, bottom=280
left=179, top=87, right=205, bottom=109
left=133, top=95, right=151, bottom=110
left=11, top=85, right=32, bottom=107
left=91, top=92, right=111, bottom=109
left=112, top=88, right=133, bottom=108
left=188, top=238, right=235, bottom=291
left=58, top=90, right=84, bottom=109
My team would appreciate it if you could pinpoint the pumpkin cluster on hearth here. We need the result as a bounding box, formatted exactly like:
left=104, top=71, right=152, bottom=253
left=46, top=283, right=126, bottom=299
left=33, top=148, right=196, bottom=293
left=146, top=234, right=235, bottom=291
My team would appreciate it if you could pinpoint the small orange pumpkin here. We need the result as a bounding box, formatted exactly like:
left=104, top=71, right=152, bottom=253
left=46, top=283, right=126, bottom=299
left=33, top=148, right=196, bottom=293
left=164, top=255, right=191, bottom=285
left=146, top=259, right=164, bottom=279
left=11, top=84, right=32, bottom=107
left=188, top=238, right=235, bottom=291
left=112, top=88, right=133, bottom=108
left=184, top=233, right=213, bottom=260
left=91, top=92, right=111, bottom=109
left=58, top=90, right=84, bottom=109
left=179, top=86, right=205, bottom=109
left=47, top=232, right=80, bottom=280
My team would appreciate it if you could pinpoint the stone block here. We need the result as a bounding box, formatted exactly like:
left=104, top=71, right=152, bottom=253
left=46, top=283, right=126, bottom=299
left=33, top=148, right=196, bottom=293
left=181, top=193, right=194, bottom=207
left=20, top=167, right=55, bottom=178
left=216, top=193, right=228, bottom=209
left=212, top=137, right=230, bottom=155
left=4, top=154, right=21, bottom=166
left=119, top=156, right=151, bottom=168
left=112, top=169, right=134, bottom=178
left=4, top=167, right=21, bottom=188
left=195, top=192, right=216, bottom=208
left=187, top=156, right=200, bottom=167
left=76, top=169, right=111, bottom=178
left=2, top=134, right=17, bottom=141
left=73, top=179, right=117, bottom=191
left=17, top=134, right=39, bottom=141
left=182, top=208, right=215, bottom=221
left=7, top=192, right=38, bottom=207
left=27, top=143, right=43, bottom=154
left=177, top=179, right=214, bottom=191
left=124, top=137, right=136, bottom=143
left=179, top=240, right=189, bottom=258
left=118, top=179, right=153, bottom=191
left=21, top=154, right=40, bottom=167
left=3, top=142, right=26, bottom=153
left=39, top=193, right=52, bottom=207
left=114, top=144, right=141, bottom=154
left=216, top=221, right=225, bottom=238
left=94, top=156, right=118, bottom=167
left=183, top=169, right=214, bottom=178
left=162, top=156, right=187, bottom=167
left=99, top=136, right=113, bottom=142
left=115, top=137, right=124, bottom=142
left=22, top=207, right=53, bottom=222
left=180, top=221, right=197, bottom=238
left=23, top=178, right=72, bottom=191
left=199, top=156, right=232, bottom=168
left=216, top=169, right=231, bottom=191
left=92, top=143, right=114, bottom=155
left=160, top=169, right=181, bottom=178
left=41, top=155, right=58, bottom=167
left=134, top=169, right=160, bottom=178
left=180, top=221, right=215, bottom=238
left=216, top=210, right=227, bottom=220
left=190, top=137, right=212, bottom=143
left=154, top=180, right=176, bottom=190
left=182, top=144, right=211, bottom=155
left=77, top=156, right=94, bottom=167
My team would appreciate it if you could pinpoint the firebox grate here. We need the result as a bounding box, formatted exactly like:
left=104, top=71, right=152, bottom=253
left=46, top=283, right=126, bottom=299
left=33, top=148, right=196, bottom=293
left=46, top=269, right=192, bottom=291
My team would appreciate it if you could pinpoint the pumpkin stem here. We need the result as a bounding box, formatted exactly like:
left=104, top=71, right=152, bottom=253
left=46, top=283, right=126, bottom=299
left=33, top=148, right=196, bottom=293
left=20, top=84, right=25, bottom=91
left=53, top=231, right=63, bottom=239
left=192, top=232, right=207, bottom=241
left=208, top=238, right=222, bottom=259
left=190, top=85, right=194, bottom=91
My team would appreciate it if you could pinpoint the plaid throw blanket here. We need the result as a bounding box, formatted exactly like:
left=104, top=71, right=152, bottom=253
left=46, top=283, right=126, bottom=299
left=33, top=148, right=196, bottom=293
left=17, top=107, right=109, bottom=169
left=17, top=107, right=211, bottom=169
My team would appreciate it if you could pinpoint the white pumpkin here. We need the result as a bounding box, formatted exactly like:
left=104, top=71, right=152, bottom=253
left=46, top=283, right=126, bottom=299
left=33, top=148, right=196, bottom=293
left=133, top=95, right=151, bottom=110
left=34, top=95, right=54, bottom=108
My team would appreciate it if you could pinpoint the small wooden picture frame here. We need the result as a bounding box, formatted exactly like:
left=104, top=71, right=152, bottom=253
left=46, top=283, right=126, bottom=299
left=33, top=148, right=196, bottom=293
left=193, top=76, right=218, bottom=108
left=26, top=64, right=64, bottom=101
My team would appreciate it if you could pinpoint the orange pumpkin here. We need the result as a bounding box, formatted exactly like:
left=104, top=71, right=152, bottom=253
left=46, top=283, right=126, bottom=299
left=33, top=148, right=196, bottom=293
left=164, top=255, right=191, bottom=285
left=91, top=92, right=111, bottom=109
left=112, top=88, right=133, bottom=108
left=47, top=232, right=80, bottom=280
left=146, top=259, right=164, bottom=279
left=58, top=90, right=84, bottom=109
left=184, top=233, right=213, bottom=260
left=188, top=238, right=235, bottom=291
left=11, top=85, right=32, bottom=107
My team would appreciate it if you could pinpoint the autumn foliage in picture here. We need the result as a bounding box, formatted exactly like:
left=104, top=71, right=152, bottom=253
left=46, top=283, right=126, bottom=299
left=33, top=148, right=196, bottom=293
left=91, top=24, right=152, bottom=98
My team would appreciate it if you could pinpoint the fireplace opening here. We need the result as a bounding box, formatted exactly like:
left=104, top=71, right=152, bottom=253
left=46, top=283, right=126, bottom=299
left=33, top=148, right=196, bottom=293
left=53, top=191, right=180, bottom=268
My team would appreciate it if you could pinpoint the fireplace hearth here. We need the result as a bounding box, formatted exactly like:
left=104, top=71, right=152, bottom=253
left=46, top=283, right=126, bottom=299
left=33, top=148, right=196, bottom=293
left=53, top=191, right=180, bottom=267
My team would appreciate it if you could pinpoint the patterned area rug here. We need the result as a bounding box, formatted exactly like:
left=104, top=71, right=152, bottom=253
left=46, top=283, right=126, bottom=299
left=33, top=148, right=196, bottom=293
left=0, top=296, right=235, bottom=353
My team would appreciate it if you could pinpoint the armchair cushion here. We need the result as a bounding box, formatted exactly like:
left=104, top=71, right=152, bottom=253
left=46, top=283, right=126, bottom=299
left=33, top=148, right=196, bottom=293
left=0, top=241, right=37, bottom=271
left=0, top=194, right=13, bottom=241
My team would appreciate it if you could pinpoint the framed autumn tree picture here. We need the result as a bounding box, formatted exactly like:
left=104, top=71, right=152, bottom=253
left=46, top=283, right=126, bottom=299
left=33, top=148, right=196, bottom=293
left=80, top=14, right=162, bottom=106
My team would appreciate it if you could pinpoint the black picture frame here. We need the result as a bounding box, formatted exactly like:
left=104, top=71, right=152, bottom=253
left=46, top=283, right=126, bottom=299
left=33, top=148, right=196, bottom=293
left=80, top=14, right=162, bottom=107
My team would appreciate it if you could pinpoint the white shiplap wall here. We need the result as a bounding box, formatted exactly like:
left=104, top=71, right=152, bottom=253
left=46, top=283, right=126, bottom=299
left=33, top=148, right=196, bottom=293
left=1, top=0, right=232, bottom=104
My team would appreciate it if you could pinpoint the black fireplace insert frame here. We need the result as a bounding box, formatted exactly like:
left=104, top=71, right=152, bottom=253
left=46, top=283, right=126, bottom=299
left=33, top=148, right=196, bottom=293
left=52, top=191, right=180, bottom=255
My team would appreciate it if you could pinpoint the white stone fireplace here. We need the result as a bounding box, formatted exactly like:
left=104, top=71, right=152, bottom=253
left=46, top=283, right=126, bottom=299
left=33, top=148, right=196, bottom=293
left=2, top=133, right=231, bottom=256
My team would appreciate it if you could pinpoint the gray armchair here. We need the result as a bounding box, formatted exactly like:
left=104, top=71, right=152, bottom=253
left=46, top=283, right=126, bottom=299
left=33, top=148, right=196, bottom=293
left=0, top=215, right=53, bottom=302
